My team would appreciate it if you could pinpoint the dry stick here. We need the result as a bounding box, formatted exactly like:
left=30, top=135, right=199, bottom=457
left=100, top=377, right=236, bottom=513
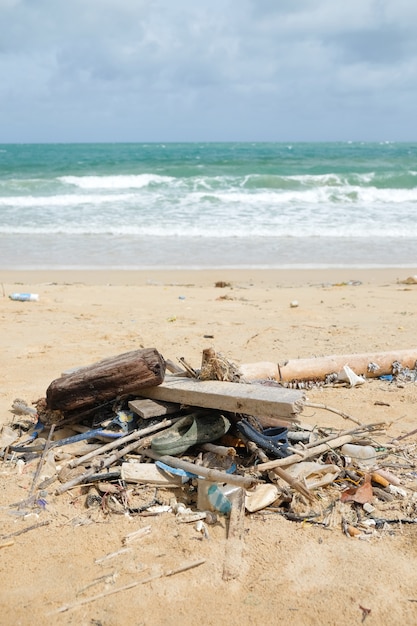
left=222, top=488, right=246, bottom=581
left=303, top=422, right=386, bottom=450
left=254, top=434, right=356, bottom=471
left=143, top=448, right=259, bottom=488
left=51, top=559, right=206, bottom=615
left=29, top=424, right=56, bottom=496
left=67, top=417, right=183, bottom=469
left=304, top=401, right=364, bottom=426
left=254, top=422, right=387, bottom=474
left=94, top=547, right=131, bottom=564
left=165, top=359, right=187, bottom=375
left=200, top=442, right=236, bottom=457
left=246, top=440, right=315, bottom=503
left=1, top=520, right=50, bottom=540
left=122, top=525, right=152, bottom=545
left=393, top=427, right=417, bottom=442
left=11, top=425, right=56, bottom=508
left=56, top=436, right=149, bottom=495
left=57, top=418, right=186, bottom=495
left=177, top=356, right=198, bottom=378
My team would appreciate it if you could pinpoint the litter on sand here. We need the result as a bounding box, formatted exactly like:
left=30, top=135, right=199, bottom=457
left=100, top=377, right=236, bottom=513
left=2, top=346, right=417, bottom=567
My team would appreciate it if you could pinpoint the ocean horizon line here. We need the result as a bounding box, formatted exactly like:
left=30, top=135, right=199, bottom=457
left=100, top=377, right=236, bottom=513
left=1, top=139, right=415, bottom=146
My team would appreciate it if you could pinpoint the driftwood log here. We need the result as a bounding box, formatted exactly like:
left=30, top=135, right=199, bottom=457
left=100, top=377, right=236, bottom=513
left=46, top=348, right=166, bottom=413
left=240, top=348, right=417, bottom=382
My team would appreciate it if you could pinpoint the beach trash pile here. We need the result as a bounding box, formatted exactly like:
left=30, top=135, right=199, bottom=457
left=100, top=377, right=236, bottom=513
left=2, top=347, right=417, bottom=544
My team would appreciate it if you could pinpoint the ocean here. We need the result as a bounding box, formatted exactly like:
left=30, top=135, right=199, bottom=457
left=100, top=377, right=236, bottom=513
left=1, top=142, right=416, bottom=269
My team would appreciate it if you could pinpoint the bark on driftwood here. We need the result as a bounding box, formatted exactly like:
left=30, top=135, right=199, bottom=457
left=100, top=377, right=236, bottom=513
left=46, top=348, right=166, bottom=413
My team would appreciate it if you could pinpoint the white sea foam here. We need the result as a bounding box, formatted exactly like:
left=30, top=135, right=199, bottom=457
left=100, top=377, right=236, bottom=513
left=60, top=174, right=172, bottom=189
left=2, top=182, right=417, bottom=213
left=0, top=193, right=134, bottom=207
left=1, top=142, right=417, bottom=268
left=1, top=219, right=416, bottom=238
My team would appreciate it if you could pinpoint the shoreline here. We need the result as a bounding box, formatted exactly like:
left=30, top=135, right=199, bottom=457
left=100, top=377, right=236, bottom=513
left=2, top=258, right=417, bottom=626
left=1, top=266, right=416, bottom=287
left=2, top=235, right=417, bottom=271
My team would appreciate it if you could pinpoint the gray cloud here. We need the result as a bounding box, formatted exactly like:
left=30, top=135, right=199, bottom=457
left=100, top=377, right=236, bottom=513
left=1, top=0, right=416, bottom=141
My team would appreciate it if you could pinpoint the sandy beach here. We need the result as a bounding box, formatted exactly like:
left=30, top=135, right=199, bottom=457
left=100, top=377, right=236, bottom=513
left=1, top=267, right=417, bottom=625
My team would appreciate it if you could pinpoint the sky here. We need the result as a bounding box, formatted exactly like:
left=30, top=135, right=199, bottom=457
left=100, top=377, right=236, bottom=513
left=1, top=0, right=417, bottom=143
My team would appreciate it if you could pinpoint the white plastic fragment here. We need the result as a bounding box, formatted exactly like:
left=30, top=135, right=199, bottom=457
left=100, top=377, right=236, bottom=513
left=284, top=462, right=341, bottom=489
left=195, top=520, right=209, bottom=539
left=388, top=485, right=407, bottom=498
left=245, top=484, right=279, bottom=512
left=16, top=459, right=25, bottom=475
left=363, top=502, right=375, bottom=514
left=336, top=365, right=366, bottom=387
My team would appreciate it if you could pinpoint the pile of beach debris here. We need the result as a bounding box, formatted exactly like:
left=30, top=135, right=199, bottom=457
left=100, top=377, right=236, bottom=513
left=2, top=346, right=417, bottom=546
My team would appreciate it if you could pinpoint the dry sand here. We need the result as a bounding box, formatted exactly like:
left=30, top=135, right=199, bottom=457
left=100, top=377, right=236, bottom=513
left=1, top=268, right=417, bottom=625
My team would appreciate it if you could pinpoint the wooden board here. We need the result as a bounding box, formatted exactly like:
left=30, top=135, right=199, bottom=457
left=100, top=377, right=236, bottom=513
left=128, top=398, right=179, bottom=419
left=135, top=376, right=304, bottom=422
left=121, top=462, right=183, bottom=485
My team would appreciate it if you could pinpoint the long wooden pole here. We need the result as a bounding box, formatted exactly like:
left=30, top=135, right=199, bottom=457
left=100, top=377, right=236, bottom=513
left=240, top=348, right=417, bottom=382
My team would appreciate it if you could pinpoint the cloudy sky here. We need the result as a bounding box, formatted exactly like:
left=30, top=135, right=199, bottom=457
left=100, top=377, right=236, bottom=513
left=1, top=0, right=416, bottom=142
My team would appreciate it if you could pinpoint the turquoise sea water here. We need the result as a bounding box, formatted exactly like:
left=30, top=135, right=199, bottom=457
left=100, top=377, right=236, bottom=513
left=1, top=142, right=416, bottom=268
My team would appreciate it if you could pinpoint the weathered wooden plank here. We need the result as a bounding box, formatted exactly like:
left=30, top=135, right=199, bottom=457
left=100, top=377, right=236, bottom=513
left=46, top=348, right=166, bottom=413
left=128, top=398, right=179, bottom=419
left=121, top=462, right=183, bottom=485
left=136, top=376, right=304, bottom=423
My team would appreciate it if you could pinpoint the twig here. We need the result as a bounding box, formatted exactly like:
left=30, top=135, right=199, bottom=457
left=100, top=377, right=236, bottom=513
left=222, top=489, right=245, bottom=581
left=143, top=448, right=259, bottom=488
left=95, top=547, right=131, bottom=564
left=56, top=418, right=184, bottom=495
left=177, top=357, right=198, bottom=378
left=246, top=440, right=314, bottom=503
left=304, top=423, right=385, bottom=450
left=393, top=427, right=417, bottom=442
left=255, top=421, right=387, bottom=472
left=77, top=573, right=118, bottom=596
left=1, top=520, right=50, bottom=540
left=50, top=559, right=206, bottom=614
left=122, top=525, right=152, bottom=545
left=10, top=427, right=56, bottom=509
left=165, top=359, right=187, bottom=375
left=29, top=424, right=56, bottom=498
left=304, top=401, right=363, bottom=426
left=254, top=434, right=355, bottom=471
left=165, top=559, right=206, bottom=576
left=200, top=442, right=236, bottom=457
left=56, top=438, right=147, bottom=495
left=67, top=417, right=182, bottom=469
